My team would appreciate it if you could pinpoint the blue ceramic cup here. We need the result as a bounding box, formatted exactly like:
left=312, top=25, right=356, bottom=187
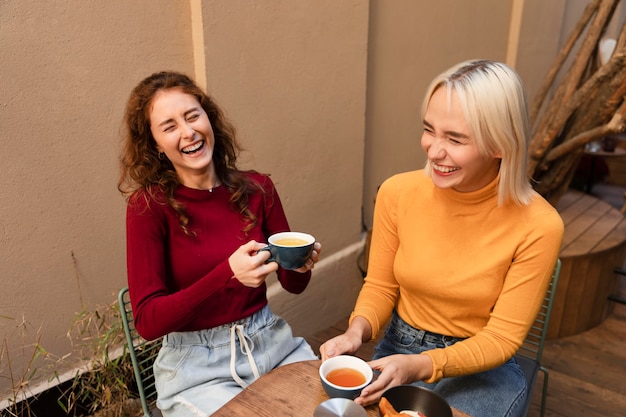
left=260, top=231, right=315, bottom=270
left=319, top=355, right=373, bottom=400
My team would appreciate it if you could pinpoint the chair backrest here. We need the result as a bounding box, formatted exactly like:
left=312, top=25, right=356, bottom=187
left=118, top=287, right=162, bottom=417
left=517, top=259, right=561, bottom=364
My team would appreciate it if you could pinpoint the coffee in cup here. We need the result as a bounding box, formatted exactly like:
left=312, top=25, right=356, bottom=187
left=260, top=231, right=315, bottom=270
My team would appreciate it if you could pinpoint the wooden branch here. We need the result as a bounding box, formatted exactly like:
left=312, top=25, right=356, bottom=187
left=564, top=59, right=626, bottom=139
left=534, top=152, right=581, bottom=196
left=544, top=123, right=619, bottom=163
left=526, top=0, right=626, bottom=204
left=528, top=0, right=620, bottom=165
left=559, top=0, right=620, bottom=103
left=616, top=13, right=626, bottom=50
left=529, top=0, right=599, bottom=124
left=527, top=51, right=626, bottom=174
left=606, top=98, right=626, bottom=131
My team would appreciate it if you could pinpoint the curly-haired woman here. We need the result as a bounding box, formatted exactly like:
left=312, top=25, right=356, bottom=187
left=118, top=71, right=321, bottom=416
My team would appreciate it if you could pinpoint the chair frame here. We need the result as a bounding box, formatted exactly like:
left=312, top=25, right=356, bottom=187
left=515, top=259, right=561, bottom=417
left=118, top=287, right=162, bottom=417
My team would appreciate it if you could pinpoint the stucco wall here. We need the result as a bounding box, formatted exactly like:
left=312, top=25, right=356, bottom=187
left=362, top=0, right=515, bottom=228
left=0, top=0, right=369, bottom=399
left=0, top=0, right=196, bottom=399
left=198, top=0, right=368, bottom=256
left=196, top=0, right=370, bottom=354
left=1, top=0, right=616, bottom=404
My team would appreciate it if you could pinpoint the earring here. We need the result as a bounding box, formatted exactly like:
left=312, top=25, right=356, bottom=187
left=158, top=152, right=165, bottom=160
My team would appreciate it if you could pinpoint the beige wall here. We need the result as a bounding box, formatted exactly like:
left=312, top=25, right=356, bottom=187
left=0, top=0, right=196, bottom=399
left=362, top=0, right=626, bottom=227
left=0, top=0, right=369, bottom=400
left=514, top=0, right=567, bottom=103
left=196, top=0, right=371, bottom=358
left=363, top=0, right=514, bottom=228
left=198, top=0, right=368, bottom=255
left=1, top=0, right=612, bottom=402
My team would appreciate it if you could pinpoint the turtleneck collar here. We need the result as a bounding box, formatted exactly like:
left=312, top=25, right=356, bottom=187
left=434, top=173, right=500, bottom=206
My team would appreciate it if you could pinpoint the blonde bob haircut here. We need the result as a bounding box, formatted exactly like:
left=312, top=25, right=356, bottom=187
left=421, top=60, right=534, bottom=206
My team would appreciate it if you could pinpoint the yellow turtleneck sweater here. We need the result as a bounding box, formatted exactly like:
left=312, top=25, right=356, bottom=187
left=352, top=170, right=564, bottom=383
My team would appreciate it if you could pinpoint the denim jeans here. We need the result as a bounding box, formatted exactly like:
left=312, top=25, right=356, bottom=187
left=373, top=311, right=527, bottom=417
left=153, top=305, right=317, bottom=416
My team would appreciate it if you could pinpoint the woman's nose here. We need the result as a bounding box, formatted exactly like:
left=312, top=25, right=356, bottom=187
left=180, top=122, right=195, bottom=139
left=428, top=138, right=445, bottom=160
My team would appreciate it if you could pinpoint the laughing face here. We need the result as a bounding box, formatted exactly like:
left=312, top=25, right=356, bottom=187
left=421, top=87, right=501, bottom=192
left=149, top=88, right=216, bottom=188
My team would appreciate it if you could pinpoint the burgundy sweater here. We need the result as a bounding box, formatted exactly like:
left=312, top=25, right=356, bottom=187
left=125, top=172, right=311, bottom=341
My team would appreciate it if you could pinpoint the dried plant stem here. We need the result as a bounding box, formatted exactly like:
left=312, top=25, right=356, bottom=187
left=528, top=0, right=626, bottom=201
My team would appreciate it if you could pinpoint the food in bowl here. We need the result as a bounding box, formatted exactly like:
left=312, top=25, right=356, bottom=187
left=379, top=385, right=452, bottom=417
left=398, top=412, right=426, bottom=417
left=379, top=397, right=426, bottom=417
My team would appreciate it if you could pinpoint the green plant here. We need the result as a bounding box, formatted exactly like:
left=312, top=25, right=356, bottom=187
left=58, top=300, right=141, bottom=417
left=0, top=317, right=53, bottom=417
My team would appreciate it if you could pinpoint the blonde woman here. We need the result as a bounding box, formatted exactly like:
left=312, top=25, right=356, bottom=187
left=321, top=60, right=563, bottom=417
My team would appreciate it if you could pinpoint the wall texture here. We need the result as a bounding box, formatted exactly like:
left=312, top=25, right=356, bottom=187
left=198, top=0, right=368, bottom=256
left=1, top=0, right=617, bottom=404
left=196, top=0, right=371, bottom=361
left=0, top=0, right=196, bottom=399
left=363, top=0, right=515, bottom=229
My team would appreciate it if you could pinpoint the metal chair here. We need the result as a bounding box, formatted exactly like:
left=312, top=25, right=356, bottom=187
left=118, top=287, right=162, bottom=417
left=515, top=259, right=561, bottom=417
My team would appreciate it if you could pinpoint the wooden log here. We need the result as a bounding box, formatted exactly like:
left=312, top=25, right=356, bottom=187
left=528, top=0, right=620, bottom=168
left=527, top=0, right=624, bottom=202
left=528, top=49, right=624, bottom=171
left=528, top=52, right=625, bottom=171
left=533, top=151, right=582, bottom=200
left=529, top=0, right=600, bottom=125
left=546, top=98, right=626, bottom=162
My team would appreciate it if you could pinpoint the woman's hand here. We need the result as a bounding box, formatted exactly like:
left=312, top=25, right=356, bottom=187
left=320, top=316, right=371, bottom=360
left=354, top=354, right=433, bottom=407
left=229, top=240, right=278, bottom=287
left=319, top=331, right=363, bottom=360
left=293, top=241, right=322, bottom=273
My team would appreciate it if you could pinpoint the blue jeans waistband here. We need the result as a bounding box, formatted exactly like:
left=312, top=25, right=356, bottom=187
left=390, top=310, right=465, bottom=347
left=163, top=304, right=274, bottom=347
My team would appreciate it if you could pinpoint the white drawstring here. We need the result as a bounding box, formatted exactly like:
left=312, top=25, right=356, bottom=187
left=229, top=324, right=260, bottom=388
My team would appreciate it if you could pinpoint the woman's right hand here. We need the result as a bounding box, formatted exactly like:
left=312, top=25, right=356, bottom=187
left=229, top=240, right=279, bottom=288
left=319, top=316, right=372, bottom=360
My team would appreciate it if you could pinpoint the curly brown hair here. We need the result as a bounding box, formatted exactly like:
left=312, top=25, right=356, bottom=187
left=117, top=71, right=263, bottom=235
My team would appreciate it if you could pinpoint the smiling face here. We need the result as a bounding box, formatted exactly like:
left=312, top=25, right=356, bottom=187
left=421, top=86, right=501, bottom=192
left=149, top=88, right=216, bottom=188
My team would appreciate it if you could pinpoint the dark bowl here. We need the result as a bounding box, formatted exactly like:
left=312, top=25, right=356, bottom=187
left=380, top=385, right=453, bottom=417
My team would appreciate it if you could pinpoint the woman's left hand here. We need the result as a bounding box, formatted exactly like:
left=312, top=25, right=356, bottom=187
left=354, top=354, right=432, bottom=407
left=294, top=241, right=322, bottom=273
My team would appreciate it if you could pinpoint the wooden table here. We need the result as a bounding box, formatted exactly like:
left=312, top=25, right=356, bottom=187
left=550, top=190, right=626, bottom=338
left=213, top=360, right=471, bottom=417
